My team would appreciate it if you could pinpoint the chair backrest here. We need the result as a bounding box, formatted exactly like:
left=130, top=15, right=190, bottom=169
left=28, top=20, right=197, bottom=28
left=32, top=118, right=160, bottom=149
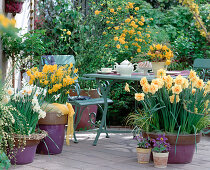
left=193, top=58, right=210, bottom=69
left=41, top=55, right=75, bottom=66
left=193, top=58, right=210, bottom=81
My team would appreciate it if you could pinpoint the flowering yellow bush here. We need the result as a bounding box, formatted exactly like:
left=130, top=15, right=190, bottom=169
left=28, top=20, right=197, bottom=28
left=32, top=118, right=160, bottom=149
left=94, top=1, right=152, bottom=61
left=125, top=69, right=210, bottom=134
left=27, top=63, right=78, bottom=103
left=146, top=44, right=173, bottom=65
left=0, top=14, right=16, bottom=28
left=178, top=0, right=209, bottom=41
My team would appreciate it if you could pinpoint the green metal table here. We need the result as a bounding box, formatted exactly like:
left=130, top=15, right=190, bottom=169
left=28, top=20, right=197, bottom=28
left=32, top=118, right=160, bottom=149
left=83, top=73, right=156, bottom=146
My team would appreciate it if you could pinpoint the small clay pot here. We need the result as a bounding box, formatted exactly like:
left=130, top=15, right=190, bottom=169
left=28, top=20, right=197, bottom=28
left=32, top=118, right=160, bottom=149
left=153, top=152, right=169, bottom=168
left=136, top=148, right=151, bottom=164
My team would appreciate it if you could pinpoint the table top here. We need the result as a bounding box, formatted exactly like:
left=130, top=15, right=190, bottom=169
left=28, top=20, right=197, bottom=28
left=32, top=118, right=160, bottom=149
left=83, top=72, right=189, bottom=82
left=83, top=73, right=156, bottom=81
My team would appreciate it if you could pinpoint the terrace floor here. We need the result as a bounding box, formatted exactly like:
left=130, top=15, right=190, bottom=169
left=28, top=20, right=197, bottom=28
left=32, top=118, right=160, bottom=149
left=12, top=128, right=210, bottom=170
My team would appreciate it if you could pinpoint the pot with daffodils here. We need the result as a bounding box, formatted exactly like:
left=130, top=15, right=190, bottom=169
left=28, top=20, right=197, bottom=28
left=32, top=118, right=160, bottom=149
left=3, top=80, right=47, bottom=164
left=134, top=134, right=151, bottom=164
left=27, top=63, right=78, bottom=154
left=145, top=44, right=173, bottom=76
left=126, top=69, right=210, bottom=164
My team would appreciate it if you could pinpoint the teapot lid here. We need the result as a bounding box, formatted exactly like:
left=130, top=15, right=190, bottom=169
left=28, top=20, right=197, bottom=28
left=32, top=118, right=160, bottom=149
left=120, top=60, right=131, bottom=65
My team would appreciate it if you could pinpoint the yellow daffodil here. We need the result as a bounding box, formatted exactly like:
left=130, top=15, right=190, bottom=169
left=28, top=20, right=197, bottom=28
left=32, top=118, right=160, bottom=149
left=175, top=75, right=183, bottom=85
left=149, top=83, right=158, bottom=94
left=143, top=84, right=150, bottom=94
left=157, top=69, right=166, bottom=78
left=135, top=93, right=145, bottom=101
left=140, top=77, right=148, bottom=86
left=170, top=95, right=180, bottom=103
left=125, top=83, right=130, bottom=92
left=172, top=84, right=182, bottom=95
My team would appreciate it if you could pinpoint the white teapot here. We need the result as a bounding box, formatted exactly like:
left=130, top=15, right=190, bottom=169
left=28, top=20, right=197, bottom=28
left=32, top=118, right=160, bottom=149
left=114, top=60, right=137, bottom=76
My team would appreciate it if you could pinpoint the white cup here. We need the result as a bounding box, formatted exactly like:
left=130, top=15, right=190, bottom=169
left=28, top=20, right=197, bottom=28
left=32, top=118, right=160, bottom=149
left=101, top=68, right=112, bottom=72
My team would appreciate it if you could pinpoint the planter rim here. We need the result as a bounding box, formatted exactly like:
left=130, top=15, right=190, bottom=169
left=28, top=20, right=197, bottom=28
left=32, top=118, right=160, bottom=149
left=153, top=151, right=169, bottom=157
left=13, top=130, right=48, bottom=141
left=38, top=111, right=68, bottom=125
left=145, top=131, right=202, bottom=137
left=136, top=147, right=151, bottom=150
left=143, top=131, right=202, bottom=145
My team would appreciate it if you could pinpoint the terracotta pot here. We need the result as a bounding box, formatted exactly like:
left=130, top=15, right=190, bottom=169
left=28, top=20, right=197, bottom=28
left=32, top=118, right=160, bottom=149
left=38, top=111, right=67, bottom=125
left=153, top=152, right=169, bottom=168
left=143, top=132, right=202, bottom=164
left=151, top=62, right=166, bottom=77
left=37, top=111, right=67, bottom=155
left=5, top=0, right=24, bottom=13
left=69, top=89, right=100, bottom=99
left=9, top=131, right=47, bottom=165
left=136, top=148, right=151, bottom=164
left=70, top=89, right=99, bottom=130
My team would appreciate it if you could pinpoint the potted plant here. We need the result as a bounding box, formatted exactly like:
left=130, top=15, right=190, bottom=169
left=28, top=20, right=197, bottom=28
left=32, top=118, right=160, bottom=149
left=27, top=63, right=78, bottom=154
left=126, top=69, right=210, bottom=163
left=144, top=44, right=173, bottom=76
left=134, top=134, right=151, bottom=164
left=152, top=134, right=170, bottom=168
left=69, top=78, right=100, bottom=131
left=5, top=0, right=25, bottom=14
left=3, top=80, right=47, bottom=165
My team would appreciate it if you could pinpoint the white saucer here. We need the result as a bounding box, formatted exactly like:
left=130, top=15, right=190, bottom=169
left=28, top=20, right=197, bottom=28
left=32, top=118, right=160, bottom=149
left=97, top=70, right=113, bottom=74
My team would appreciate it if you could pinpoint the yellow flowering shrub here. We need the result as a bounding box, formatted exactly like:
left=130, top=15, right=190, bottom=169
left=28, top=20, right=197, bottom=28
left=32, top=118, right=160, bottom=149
left=27, top=63, right=78, bottom=103
left=178, top=0, right=209, bottom=42
left=0, top=14, right=16, bottom=28
left=93, top=1, right=152, bottom=62
left=125, top=69, right=210, bottom=134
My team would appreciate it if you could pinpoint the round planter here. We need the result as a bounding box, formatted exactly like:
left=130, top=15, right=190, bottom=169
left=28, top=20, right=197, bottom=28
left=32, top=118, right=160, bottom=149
left=151, top=62, right=166, bottom=77
left=153, top=152, right=169, bottom=168
left=5, top=0, right=24, bottom=13
left=136, top=147, right=151, bottom=164
left=69, top=89, right=99, bottom=130
left=9, top=131, right=47, bottom=165
left=37, top=111, right=67, bottom=155
left=143, top=132, right=201, bottom=164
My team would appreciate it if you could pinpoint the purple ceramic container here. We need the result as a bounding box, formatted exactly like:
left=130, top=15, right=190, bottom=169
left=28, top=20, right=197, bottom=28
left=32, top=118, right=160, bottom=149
left=10, top=145, right=38, bottom=165
left=36, top=124, right=65, bottom=155
left=168, top=144, right=195, bottom=164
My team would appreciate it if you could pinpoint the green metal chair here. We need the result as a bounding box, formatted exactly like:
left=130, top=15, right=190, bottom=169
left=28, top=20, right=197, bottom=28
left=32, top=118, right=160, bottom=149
left=41, top=55, right=113, bottom=144
left=193, top=58, right=210, bottom=81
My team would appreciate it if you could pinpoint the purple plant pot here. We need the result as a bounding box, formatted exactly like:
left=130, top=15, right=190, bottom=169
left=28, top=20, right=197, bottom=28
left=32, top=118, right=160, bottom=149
left=168, top=144, right=195, bottom=164
left=10, top=145, right=38, bottom=165
left=36, top=124, right=65, bottom=155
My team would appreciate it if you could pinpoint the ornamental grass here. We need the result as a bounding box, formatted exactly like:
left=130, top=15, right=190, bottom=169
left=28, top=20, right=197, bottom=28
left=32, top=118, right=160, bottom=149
left=127, top=69, right=210, bottom=134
